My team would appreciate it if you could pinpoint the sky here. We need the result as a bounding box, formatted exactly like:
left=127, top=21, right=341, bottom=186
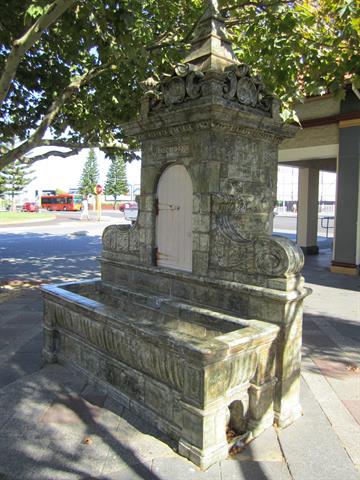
left=22, top=148, right=141, bottom=201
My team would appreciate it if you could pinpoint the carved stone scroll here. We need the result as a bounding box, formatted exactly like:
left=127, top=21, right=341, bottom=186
left=143, top=61, right=275, bottom=116
left=163, top=77, right=186, bottom=106
left=103, top=224, right=139, bottom=254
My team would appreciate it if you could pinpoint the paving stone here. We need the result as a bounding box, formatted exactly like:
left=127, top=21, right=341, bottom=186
left=0, top=473, right=18, bottom=480
left=80, top=384, right=107, bottom=408
left=278, top=380, right=360, bottom=480
left=0, top=330, right=44, bottom=365
left=0, top=412, right=12, bottom=430
left=121, top=408, right=177, bottom=448
left=41, top=395, right=103, bottom=426
left=288, top=461, right=360, bottom=480
left=96, top=406, right=123, bottom=432
left=343, top=400, right=360, bottom=424
left=235, top=426, right=283, bottom=462
left=152, top=457, right=221, bottom=479
left=0, top=437, right=49, bottom=480
left=0, top=339, right=10, bottom=350
left=333, top=425, right=360, bottom=466
left=38, top=364, right=88, bottom=393
left=22, top=428, right=111, bottom=479
left=30, top=461, right=102, bottom=480
left=220, top=459, right=292, bottom=480
left=102, top=442, right=155, bottom=475
left=16, top=333, right=43, bottom=353
left=4, top=312, right=42, bottom=326
left=296, top=377, right=330, bottom=426
left=313, top=357, right=358, bottom=380
left=323, top=366, right=360, bottom=405
left=0, top=327, right=28, bottom=342
left=102, top=397, right=125, bottom=420
left=0, top=353, right=43, bottom=388
left=0, top=367, right=22, bottom=388
left=301, top=356, right=360, bottom=470
left=108, top=420, right=177, bottom=464
left=0, top=420, right=53, bottom=444
left=100, top=461, right=154, bottom=480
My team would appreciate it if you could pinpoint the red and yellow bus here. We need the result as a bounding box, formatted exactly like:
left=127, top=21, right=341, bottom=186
left=40, top=194, right=83, bottom=211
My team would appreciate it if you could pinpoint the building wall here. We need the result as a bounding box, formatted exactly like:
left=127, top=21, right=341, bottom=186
left=292, top=95, right=340, bottom=120
left=280, top=124, right=339, bottom=151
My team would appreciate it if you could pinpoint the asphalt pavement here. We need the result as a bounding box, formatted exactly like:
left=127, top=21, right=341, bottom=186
left=0, top=212, right=127, bottom=284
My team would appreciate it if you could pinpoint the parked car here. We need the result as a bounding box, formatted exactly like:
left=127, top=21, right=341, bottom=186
left=124, top=202, right=138, bottom=224
left=119, top=201, right=137, bottom=212
left=22, top=202, right=39, bottom=212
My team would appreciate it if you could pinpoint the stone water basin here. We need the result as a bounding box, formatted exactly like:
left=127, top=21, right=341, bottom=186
left=42, top=279, right=279, bottom=468
left=42, top=279, right=279, bottom=405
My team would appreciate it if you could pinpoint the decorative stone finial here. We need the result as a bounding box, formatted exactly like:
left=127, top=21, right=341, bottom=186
left=203, top=0, right=220, bottom=17
left=183, top=0, right=239, bottom=72
left=139, top=0, right=277, bottom=118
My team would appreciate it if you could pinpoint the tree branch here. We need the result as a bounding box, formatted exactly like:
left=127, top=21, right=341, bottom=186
left=23, top=148, right=80, bottom=165
left=223, top=0, right=289, bottom=12
left=0, top=0, right=78, bottom=109
left=38, top=139, right=129, bottom=150
left=0, top=136, right=130, bottom=170
left=146, top=9, right=203, bottom=52
left=0, top=63, right=112, bottom=169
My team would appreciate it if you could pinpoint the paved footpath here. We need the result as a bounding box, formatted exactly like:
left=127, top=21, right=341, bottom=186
left=0, top=248, right=359, bottom=479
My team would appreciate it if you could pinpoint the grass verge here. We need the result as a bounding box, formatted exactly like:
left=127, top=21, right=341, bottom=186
left=0, top=211, right=55, bottom=224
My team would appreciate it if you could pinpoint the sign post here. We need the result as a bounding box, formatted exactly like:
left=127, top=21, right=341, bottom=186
left=95, top=184, right=103, bottom=221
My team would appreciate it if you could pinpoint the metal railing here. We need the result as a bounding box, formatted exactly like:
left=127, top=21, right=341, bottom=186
left=320, top=216, right=334, bottom=238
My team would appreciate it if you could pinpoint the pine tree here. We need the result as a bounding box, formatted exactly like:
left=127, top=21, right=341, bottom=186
left=104, top=154, right=128, bottom=208
left=0, top=160, right=35, bottom=208
left=79, top=148, right=99, bottom=197
left=0, top=172, right=6, bottom=197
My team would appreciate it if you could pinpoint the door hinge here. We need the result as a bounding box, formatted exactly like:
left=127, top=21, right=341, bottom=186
left=153, top=247, right=159, bottom=265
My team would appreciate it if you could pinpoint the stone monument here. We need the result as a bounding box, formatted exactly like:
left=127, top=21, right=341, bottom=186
left=42, top=0, right=310, bottom=469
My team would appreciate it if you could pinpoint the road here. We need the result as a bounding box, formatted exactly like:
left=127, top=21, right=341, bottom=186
left=0, top=211, right=129, bottom=284
left=0, top=212, right=334, bottom=285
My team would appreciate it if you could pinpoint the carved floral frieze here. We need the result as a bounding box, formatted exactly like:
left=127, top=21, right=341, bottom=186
left=137, top=120, right=284, bottom=144
left=141, top=62, right=275, bottom=117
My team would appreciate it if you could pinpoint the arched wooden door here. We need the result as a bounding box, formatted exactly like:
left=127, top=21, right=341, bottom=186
left=156, top=164, right=193, bottom=272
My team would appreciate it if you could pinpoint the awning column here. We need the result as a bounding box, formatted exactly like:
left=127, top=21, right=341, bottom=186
left=297, top=167, right=319, bottom=254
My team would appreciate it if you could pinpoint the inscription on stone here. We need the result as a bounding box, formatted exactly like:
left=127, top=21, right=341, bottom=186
left=152, top=144, right=190, bottom=157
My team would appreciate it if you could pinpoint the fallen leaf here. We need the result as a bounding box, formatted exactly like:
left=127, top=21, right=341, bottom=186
left=346, top=364, right=359, bottom=373
left=226, top=427, right=237, bottom=442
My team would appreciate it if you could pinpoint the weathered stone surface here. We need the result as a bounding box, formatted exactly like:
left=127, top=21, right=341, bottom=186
left=42, top=0, right=310, bottom=470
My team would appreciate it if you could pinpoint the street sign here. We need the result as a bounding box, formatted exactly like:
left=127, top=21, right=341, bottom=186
left=95, top=184, right=103, bottom=195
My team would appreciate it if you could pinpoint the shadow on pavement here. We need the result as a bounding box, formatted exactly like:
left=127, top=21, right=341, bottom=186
left=0, top=232, right=102, bottom=284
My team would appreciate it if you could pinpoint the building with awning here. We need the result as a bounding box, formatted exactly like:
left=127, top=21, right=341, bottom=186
left=279, top=87, right=360, bottom=275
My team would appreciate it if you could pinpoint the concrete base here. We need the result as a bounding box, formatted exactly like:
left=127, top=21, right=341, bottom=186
left=300, top=245, right=319, bottom=255
left=330, top=262, right=359, bottom=276
left=274, top=403, right=303, bottom=429
left=178, top=439, right=229, bottom=470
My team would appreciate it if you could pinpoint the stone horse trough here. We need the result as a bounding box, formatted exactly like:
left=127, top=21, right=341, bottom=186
left=42, top=1, right=310, bottom=469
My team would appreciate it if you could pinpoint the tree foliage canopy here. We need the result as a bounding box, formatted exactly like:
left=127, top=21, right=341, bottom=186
left=0, top=0, right=358, bottom=168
